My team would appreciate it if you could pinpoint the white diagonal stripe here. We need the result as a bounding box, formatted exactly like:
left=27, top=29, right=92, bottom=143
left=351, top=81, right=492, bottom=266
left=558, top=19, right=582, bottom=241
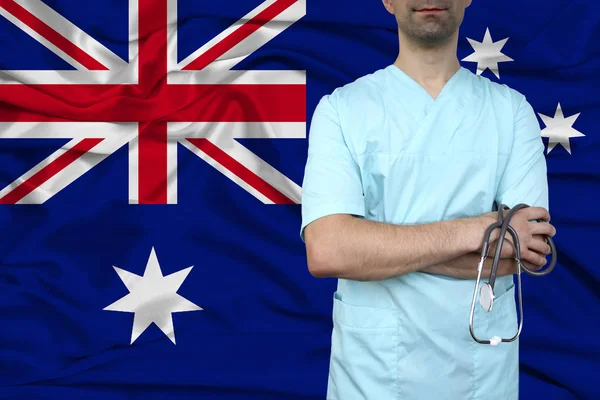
left=0, top=0, right=138, bottom=84
left=0, top=138, right=121, bottom=204
left=0, top=122, right=136, bottom=203
left=178, top=0, right=278, bottom=69
left=172, top=122, right=305, bottom=204
left=179, top=138, right=273, bottom=204
left=13, top=0, right=127, bottom=69
left=176, top=0, right=306, bottom=85
left=0, top=4, right=86, bottom=71
left=211, top=137, right=302, bottom=203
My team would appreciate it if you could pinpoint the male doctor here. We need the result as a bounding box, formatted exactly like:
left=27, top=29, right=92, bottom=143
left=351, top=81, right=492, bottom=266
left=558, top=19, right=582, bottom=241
left=300, top=0, right=557, bottom=399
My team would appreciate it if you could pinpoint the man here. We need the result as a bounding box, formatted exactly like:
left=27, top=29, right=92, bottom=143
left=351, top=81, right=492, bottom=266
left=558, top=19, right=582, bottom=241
left=299, top=0, right=557, bottom=399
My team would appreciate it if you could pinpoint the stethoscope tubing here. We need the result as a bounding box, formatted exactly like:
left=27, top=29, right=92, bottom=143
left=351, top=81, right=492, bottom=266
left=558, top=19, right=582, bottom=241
left=484, top=203, right=557, bottom=290
left=469, top=203, right=557, bottom=345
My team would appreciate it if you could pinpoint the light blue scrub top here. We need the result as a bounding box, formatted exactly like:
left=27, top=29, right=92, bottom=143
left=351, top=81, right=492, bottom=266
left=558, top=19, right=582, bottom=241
left=300, top=64, right=549, bottom=400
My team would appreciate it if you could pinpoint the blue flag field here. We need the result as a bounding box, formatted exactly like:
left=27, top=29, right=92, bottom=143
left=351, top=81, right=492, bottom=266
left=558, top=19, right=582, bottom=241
left=0, top=1, right=598, bottom=399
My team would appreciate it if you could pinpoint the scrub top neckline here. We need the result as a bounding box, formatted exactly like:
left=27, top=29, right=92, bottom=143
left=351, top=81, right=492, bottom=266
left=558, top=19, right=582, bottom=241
left=386, top=63, right=468, bottom=104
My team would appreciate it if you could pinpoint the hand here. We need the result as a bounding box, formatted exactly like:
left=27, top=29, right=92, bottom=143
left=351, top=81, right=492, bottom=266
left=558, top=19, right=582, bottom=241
left=485, top=236, right=516, bottom=259
left=479, top=207, right=556, bottom=270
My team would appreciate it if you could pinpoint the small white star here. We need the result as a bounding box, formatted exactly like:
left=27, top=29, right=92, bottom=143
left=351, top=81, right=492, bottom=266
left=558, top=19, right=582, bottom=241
left=538, top=103, right=585, bottom=155
left=104, top=247, right=202, bottom=344
left=462, top=28, right=513, bottom=79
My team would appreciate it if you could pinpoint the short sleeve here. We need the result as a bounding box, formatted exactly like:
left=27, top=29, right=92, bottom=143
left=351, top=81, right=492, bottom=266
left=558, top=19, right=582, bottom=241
left=299, top=93, right=365, bottom=242
left=496, top=94, right=549, bottom=212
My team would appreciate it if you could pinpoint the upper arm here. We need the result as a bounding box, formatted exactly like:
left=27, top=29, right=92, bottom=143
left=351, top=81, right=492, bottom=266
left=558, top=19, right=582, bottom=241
left=496, top=93, right=549, bottom=211
left=299, top=93, right=365, bottom=243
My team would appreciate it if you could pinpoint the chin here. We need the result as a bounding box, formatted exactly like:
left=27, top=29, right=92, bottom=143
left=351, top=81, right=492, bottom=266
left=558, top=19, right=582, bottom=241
left=413, top=32, right=453, bottom=46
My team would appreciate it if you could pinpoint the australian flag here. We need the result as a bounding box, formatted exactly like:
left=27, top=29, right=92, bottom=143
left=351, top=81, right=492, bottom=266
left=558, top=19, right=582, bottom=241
left=0, top=1, right=598, bottom=399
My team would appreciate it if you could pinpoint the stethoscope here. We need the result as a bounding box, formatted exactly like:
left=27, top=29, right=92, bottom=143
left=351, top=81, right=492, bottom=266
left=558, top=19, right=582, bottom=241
left=469, top=202, right=557, bottom=346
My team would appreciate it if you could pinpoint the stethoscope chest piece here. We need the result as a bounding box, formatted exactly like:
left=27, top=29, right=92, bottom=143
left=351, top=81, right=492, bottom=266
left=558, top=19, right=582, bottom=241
left=479, top=283, right=494, bottom=312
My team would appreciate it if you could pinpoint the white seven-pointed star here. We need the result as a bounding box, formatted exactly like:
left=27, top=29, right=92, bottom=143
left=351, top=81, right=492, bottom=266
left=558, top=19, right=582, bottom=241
left=538, top=103, right=585, bottom=155
left=104, top=247, right=202, bottom=344
left=462, top=28, right=513, bottom=79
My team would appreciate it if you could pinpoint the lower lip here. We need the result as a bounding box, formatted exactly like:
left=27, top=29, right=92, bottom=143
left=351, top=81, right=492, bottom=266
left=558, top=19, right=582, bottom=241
left=416, top=9, right=446, bottom=14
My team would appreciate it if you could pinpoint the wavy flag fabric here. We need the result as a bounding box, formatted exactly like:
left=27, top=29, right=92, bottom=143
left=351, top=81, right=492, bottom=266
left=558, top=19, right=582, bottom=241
left=0, top=0, right=598, bottom=399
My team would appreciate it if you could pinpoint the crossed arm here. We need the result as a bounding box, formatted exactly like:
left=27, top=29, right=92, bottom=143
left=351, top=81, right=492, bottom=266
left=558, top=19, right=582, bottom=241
left=301, top=92, right=554, bottom=281
left=303, top=212, right=552, bottom=282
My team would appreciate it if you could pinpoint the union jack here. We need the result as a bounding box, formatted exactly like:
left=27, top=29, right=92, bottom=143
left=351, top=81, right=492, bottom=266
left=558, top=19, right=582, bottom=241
left=0, top=0, right=306, bottom=205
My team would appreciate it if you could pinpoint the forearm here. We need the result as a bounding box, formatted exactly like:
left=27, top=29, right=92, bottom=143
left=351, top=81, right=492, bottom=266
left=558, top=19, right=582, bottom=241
left=307, top=214, right=488, bottom=281
left=422, top=251, right=515, bottom=279
left=423, top=242, right=542, bottom=279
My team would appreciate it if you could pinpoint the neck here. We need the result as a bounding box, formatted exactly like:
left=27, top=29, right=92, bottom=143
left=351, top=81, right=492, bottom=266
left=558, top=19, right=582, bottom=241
left=393, top=31, right=461, bottom=97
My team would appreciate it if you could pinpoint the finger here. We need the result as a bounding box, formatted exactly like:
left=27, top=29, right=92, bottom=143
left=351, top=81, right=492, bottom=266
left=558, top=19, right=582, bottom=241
left=530, top=221, right=557, bottom=237
left=528, top=238, right=551, bottom=255
left=523, top=207, right=551, bottom=222
left=522, top=250, right=547, bottom=268
left=521, top=259, right=541, bottom=272
left=490, top=236, right=515, bottom=254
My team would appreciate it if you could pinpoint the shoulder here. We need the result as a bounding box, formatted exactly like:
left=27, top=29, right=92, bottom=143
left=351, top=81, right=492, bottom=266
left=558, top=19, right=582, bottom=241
left=316, top=67, right=390, bottom=119
left=465, top=71, right=542, bottom=152
left=466, top=70, right=530, bottom=117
